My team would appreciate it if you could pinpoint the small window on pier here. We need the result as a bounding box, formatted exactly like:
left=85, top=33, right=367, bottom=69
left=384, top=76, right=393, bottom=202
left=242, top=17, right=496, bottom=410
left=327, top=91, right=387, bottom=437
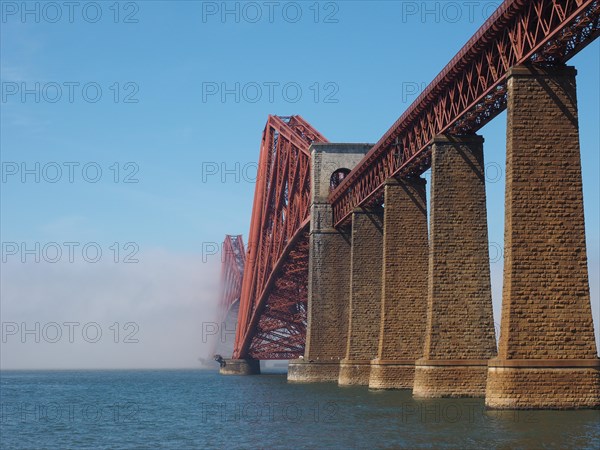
left=330, top=168, right=351, bottom=192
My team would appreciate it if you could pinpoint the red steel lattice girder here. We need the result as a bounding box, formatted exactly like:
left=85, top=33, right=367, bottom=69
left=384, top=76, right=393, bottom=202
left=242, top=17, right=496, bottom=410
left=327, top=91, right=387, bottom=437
left=233, top=116, right=327, bottom=359
left=329, top=0, right=600, bottom=226
left=218, top=235, right=246, bottom=323
left=230, top=0, right=599, bottom=360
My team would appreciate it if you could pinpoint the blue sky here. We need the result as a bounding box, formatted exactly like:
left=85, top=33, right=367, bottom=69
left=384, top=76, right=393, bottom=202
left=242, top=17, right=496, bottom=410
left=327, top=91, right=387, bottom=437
left=1, top=1, right=598, bottom=368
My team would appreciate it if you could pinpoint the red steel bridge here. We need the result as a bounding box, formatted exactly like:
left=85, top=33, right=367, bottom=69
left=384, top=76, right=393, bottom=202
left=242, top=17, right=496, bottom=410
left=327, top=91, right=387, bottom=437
left=217, top=0, right=599, bottom=361
left=211, top=235, right=246, bottom=359
left=217, top=235, right=246, bottom=323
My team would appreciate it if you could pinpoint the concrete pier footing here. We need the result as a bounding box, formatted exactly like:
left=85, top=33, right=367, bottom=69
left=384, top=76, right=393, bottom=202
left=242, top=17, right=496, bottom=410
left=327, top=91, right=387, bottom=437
left=219, top=359, right=260, bottom=375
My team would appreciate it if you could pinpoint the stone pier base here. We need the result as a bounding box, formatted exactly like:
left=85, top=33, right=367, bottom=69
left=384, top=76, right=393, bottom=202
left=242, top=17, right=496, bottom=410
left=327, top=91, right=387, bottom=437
left=486, top=359, right=600, bottom=409
left=294, top=144, right=371, bottom=384
left=340, top=207, right=383, bottom=386
left=338, top=359, right=371, bottom=386
left=413, top=360, right=488, bottom=398
left=369, top=360, right=415, bottom=389
left=288, top=359, right=340, bottom=383
left=219, top=359, right=260, bottom=375
left=486, top=65, right=600, bottom=409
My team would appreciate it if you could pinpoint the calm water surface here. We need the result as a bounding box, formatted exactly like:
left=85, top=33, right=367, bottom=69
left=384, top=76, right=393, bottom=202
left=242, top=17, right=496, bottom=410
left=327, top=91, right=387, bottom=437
left=1, top=369, right=599, bottom=449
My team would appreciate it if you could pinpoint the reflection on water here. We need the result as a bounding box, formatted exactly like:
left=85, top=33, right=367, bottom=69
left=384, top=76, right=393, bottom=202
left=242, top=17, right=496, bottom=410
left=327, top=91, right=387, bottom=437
left=1, top=370, right=598, bottom=449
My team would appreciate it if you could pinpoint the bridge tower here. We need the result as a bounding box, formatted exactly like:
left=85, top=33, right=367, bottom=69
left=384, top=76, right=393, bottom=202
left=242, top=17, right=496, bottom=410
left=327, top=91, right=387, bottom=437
left=288, top=143, right=371, bottom=382
left=213, top=235, right=258, bottom=375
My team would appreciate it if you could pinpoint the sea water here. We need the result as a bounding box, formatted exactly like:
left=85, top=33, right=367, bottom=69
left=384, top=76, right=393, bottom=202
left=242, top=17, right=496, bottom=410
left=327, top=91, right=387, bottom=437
left=1, top=369, right=599, bottom=449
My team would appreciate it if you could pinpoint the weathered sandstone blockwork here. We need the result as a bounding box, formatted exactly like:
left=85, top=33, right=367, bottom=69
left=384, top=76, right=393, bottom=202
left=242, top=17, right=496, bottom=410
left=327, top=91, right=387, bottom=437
left=289, top=144, right=371, bottom=383
left=413, top=362, right=488, bottom=398
left=486, top=65, right=599, bottom=409
left=413, top=134, right=497, bottom=398
left=339, top=208, right=383, bottom=386
left=369, top=177, right=429, bottom=389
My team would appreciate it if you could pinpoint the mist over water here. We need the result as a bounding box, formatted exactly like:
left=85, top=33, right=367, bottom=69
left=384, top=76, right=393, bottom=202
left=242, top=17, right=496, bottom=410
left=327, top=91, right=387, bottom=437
left=0, top=251, right=221, bottom=370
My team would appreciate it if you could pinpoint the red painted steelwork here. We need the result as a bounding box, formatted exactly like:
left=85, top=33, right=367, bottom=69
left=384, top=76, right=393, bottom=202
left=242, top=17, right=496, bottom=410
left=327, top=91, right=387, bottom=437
left=218, top=235, right=245, bottom=323
left=329, top=0, right=600, bottom=226
left=233, top=116, right=327, bottom=359
left=230, top=0, right=599, bottom=360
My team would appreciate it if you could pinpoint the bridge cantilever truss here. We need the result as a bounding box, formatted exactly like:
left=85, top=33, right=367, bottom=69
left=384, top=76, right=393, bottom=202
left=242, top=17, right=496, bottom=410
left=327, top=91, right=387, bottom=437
left=233, top=116, right=327, bottom=360
left=218, top=235, right=246, bottom=323
left=228, top=0, right=600, bottom=361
